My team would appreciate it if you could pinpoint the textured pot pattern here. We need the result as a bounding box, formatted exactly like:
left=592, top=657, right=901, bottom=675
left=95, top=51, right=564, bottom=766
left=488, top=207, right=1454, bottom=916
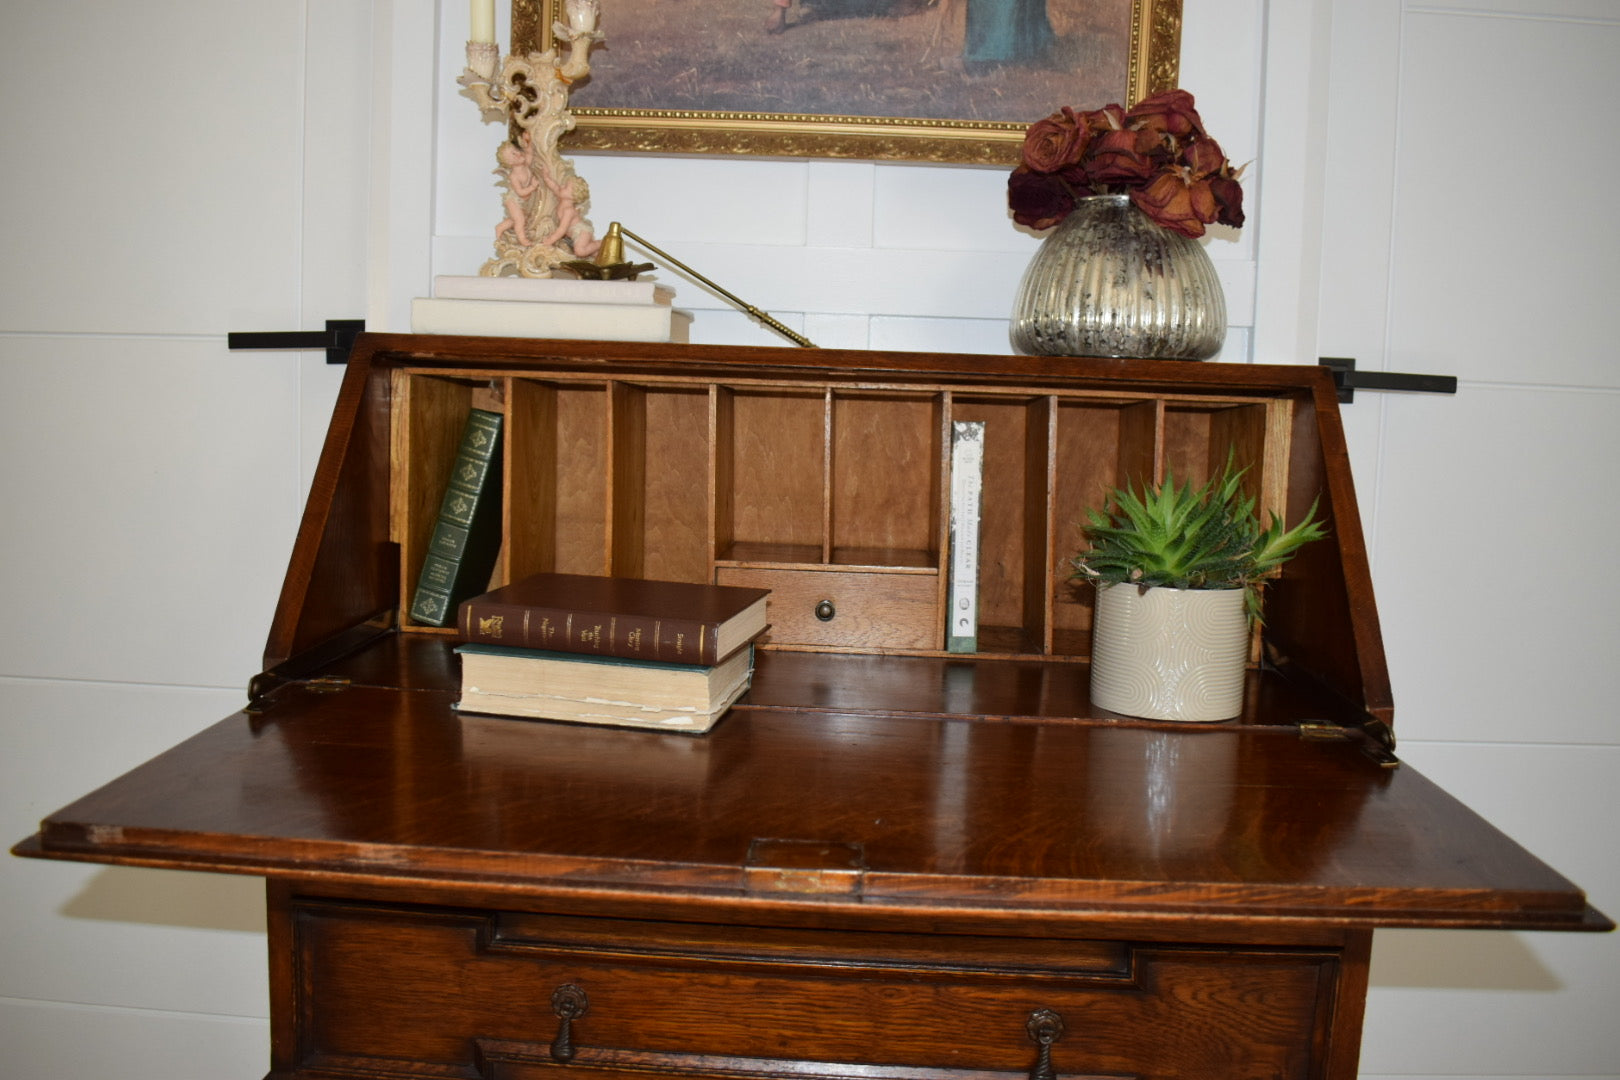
left=1089, top=583, right=1249, bottom=722
left=1010, top=194, right=1227, bottom=360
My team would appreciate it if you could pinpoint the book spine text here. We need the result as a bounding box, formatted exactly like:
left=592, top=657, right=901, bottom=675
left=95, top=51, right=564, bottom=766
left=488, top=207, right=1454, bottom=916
left=409, top=409, right=504, bottom=626
left=460, top=605, right=721, bottom=664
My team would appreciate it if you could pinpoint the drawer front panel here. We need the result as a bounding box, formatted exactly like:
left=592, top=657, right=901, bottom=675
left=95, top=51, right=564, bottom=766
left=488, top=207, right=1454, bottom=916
left=290, top=901, right=1339, bottom=1080
left=717, top=568, right=939, bottom=650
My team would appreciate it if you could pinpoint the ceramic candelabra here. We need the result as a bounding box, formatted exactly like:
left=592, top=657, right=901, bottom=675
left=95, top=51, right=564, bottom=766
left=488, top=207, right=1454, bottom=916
left=458, top=0, right=605, bottom=278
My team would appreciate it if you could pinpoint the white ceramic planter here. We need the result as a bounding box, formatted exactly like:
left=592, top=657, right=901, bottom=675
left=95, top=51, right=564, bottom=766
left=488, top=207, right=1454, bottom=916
left=1089, top=583, right=1249, bottom=722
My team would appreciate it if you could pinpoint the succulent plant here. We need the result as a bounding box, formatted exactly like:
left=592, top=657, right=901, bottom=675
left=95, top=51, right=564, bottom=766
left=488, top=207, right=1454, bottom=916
left=1072, top=453, right=1326, bottom=621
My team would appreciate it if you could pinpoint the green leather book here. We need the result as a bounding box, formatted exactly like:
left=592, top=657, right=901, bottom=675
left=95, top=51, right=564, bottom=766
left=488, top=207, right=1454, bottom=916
left=409, top=408, right=504, bottom=626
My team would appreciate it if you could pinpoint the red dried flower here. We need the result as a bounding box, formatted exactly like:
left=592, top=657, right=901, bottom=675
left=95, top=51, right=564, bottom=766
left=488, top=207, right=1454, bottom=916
left=1085, top=128, right=1160, bottom=185
left=1179, top=137, right=1228, bottom=180
left=1125, top=89, right=1206, bottom=139
left=1008, top=167, right=1077, bottom=231
left=1210, top=173, right=1245, bottom=229
left=1021, top=107, right=1089, bottom=173
left=1131, top=170, right=1218, bottom=238
left=1006, top=90, right=1243, bottom=237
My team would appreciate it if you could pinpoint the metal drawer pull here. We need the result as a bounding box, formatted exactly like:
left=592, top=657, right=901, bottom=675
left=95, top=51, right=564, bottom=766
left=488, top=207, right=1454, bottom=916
left=814, top=599, right=836, bottom=621
left=1026, top=1008, right=1066, bottom=1080
left=549, top=984, right=589, bottom=1063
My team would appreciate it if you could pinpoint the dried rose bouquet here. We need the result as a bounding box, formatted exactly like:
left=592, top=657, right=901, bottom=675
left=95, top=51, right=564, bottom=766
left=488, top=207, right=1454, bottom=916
left=1008, top=89, right=1245, bottom=238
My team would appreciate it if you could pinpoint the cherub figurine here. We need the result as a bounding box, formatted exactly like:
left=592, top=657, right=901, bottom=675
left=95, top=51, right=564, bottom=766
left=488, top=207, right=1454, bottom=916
left=494, top=138, right=541, bottom=248
left=459, top=0, right=606, bottom=277
left=540, top=167, right=602, bottom=259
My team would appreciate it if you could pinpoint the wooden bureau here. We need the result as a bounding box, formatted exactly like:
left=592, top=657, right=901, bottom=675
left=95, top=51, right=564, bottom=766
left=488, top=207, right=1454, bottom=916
left=14, top=335, right=1610, bottom=1080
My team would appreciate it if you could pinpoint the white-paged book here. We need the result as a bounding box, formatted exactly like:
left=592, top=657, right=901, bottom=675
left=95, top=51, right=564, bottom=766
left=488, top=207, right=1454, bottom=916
left=410, top=297, right=692, bottom=343
left=433, top=275, right=675, bottom=306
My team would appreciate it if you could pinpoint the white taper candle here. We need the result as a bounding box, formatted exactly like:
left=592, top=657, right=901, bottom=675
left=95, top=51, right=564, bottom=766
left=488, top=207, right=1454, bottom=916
left=469, top=0, right=496, bottom=44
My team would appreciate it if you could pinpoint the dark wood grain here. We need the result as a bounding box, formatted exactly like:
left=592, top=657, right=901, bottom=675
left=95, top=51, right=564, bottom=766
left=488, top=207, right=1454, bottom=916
left=283, top=894, right=1342, bottom=1080
left=23, top=672, right=1598, bottom=930
left=258, top=335, right=1387, bottom=721
left=248, top=635, right=1388, bottom=733
left=262, top=351, right=394, bottom=670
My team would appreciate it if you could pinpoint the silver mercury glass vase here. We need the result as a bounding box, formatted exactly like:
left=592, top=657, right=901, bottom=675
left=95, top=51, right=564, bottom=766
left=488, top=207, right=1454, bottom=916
left=1009, top=194, right=1226, bottom=360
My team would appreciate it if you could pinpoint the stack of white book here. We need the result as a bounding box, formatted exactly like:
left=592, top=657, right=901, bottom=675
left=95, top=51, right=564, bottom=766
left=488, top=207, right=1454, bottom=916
left=411, top=275, right=692, bottom=343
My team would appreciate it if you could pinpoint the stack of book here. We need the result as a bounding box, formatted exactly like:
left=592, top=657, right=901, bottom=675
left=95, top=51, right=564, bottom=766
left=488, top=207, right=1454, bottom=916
left=453, top=572, right=770, bottom=735
left=411, top=275, right=693, bottom=343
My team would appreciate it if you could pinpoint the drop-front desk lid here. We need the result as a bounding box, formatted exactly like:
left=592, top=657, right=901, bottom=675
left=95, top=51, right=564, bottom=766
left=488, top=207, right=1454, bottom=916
left=15, top=642, right=1609, bottom=935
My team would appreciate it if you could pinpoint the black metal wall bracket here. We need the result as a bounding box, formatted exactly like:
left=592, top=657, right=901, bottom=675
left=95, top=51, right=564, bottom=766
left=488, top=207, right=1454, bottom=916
left=228, top=319, right=365, bottom=365
left=1319, top=357, right=1457, bottom=404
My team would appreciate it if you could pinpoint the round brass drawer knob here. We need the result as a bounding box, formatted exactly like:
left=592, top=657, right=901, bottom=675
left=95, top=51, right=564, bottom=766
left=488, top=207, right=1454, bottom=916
left=814, top=599, right=836, bottom=621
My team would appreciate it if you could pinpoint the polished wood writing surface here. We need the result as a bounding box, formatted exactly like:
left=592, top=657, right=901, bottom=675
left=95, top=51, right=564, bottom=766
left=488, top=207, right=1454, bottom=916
left=26, top=648, right=1597, bottom=931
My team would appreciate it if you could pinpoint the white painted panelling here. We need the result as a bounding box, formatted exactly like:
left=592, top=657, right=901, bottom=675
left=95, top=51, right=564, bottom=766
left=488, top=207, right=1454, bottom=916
left=1358, top=747, right=1620, bottom=1077
left=371, top=0, right=441, bottom=333
left=4, top=862, right=268, bottom=1018
left=4, top=2, right=360, bottom=1077
left=434, top=152, right=815, bottom=280
left=436, top=10, right=509, bottom=241
left=807, top=161, right=879, bottom=249
left=0, top=336, right=298, bottom=688
left=1390, top=12, right=1620, bottom=389
left=682, top=308, right=817, bottom=350
left=872, top=164, right=1031, bottom=254
left=1321, top=3, right=1620, bottom=1077
left=0, top=997, right=268, bottom=1080
left=1415, top=0, right=1620, bottom=18
left=304, top=3, right=375, bottom=328
left=802, top=313, right=874, bottom=351
left=1212, top=325, right=1251, bottom=366
left=1169, top=0, right=1263, bottom=273
left=583, top=155, right=814, bottom=247
left=2, top=677, right=266, bottom=1016
left=1372, top=384, right=1620, bottom=745
left=301, top=4, right=376, bottom=498
left=433, top=234, right=1036, bottom=326
left=0, top=3, right=304, bottom=336
left=1178, top=0, right=1265, bottom=157
left=1248, top=0, right=1334, bottom=366
left=869, top=316, right=1018, bottom=356
left=1317, top=0, right=1402, bottom=374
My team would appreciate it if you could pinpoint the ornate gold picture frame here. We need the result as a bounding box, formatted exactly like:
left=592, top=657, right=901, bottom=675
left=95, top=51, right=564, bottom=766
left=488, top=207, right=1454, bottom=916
left=515, top=0, right=1181, bottom=165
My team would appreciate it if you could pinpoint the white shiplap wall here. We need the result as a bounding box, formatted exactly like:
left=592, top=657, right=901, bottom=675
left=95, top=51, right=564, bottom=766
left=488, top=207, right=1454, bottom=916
left=1, top=1, right=1614, bottom=1078
left=0, top=1, right=366, bottom=1076
left=1320, top=3, right=1620, bottom=1077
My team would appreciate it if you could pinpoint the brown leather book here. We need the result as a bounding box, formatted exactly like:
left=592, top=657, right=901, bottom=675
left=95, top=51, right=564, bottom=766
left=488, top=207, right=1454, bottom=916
left=457, top=572, right=769, bottom=666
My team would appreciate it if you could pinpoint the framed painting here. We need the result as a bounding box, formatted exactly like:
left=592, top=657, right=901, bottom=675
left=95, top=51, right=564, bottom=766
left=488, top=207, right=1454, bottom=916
left=513, top=0, right=1182, bottom=164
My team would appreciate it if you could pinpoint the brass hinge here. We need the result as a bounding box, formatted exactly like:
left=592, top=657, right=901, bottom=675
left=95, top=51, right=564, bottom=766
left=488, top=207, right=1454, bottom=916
left=1299, top=720, right=1401, bottom=768
left=245, top=673, right=352, bottom=715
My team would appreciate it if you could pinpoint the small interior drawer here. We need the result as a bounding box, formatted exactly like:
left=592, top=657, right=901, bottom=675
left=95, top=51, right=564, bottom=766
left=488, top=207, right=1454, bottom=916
left=716, top=567, right=939, bottom=651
